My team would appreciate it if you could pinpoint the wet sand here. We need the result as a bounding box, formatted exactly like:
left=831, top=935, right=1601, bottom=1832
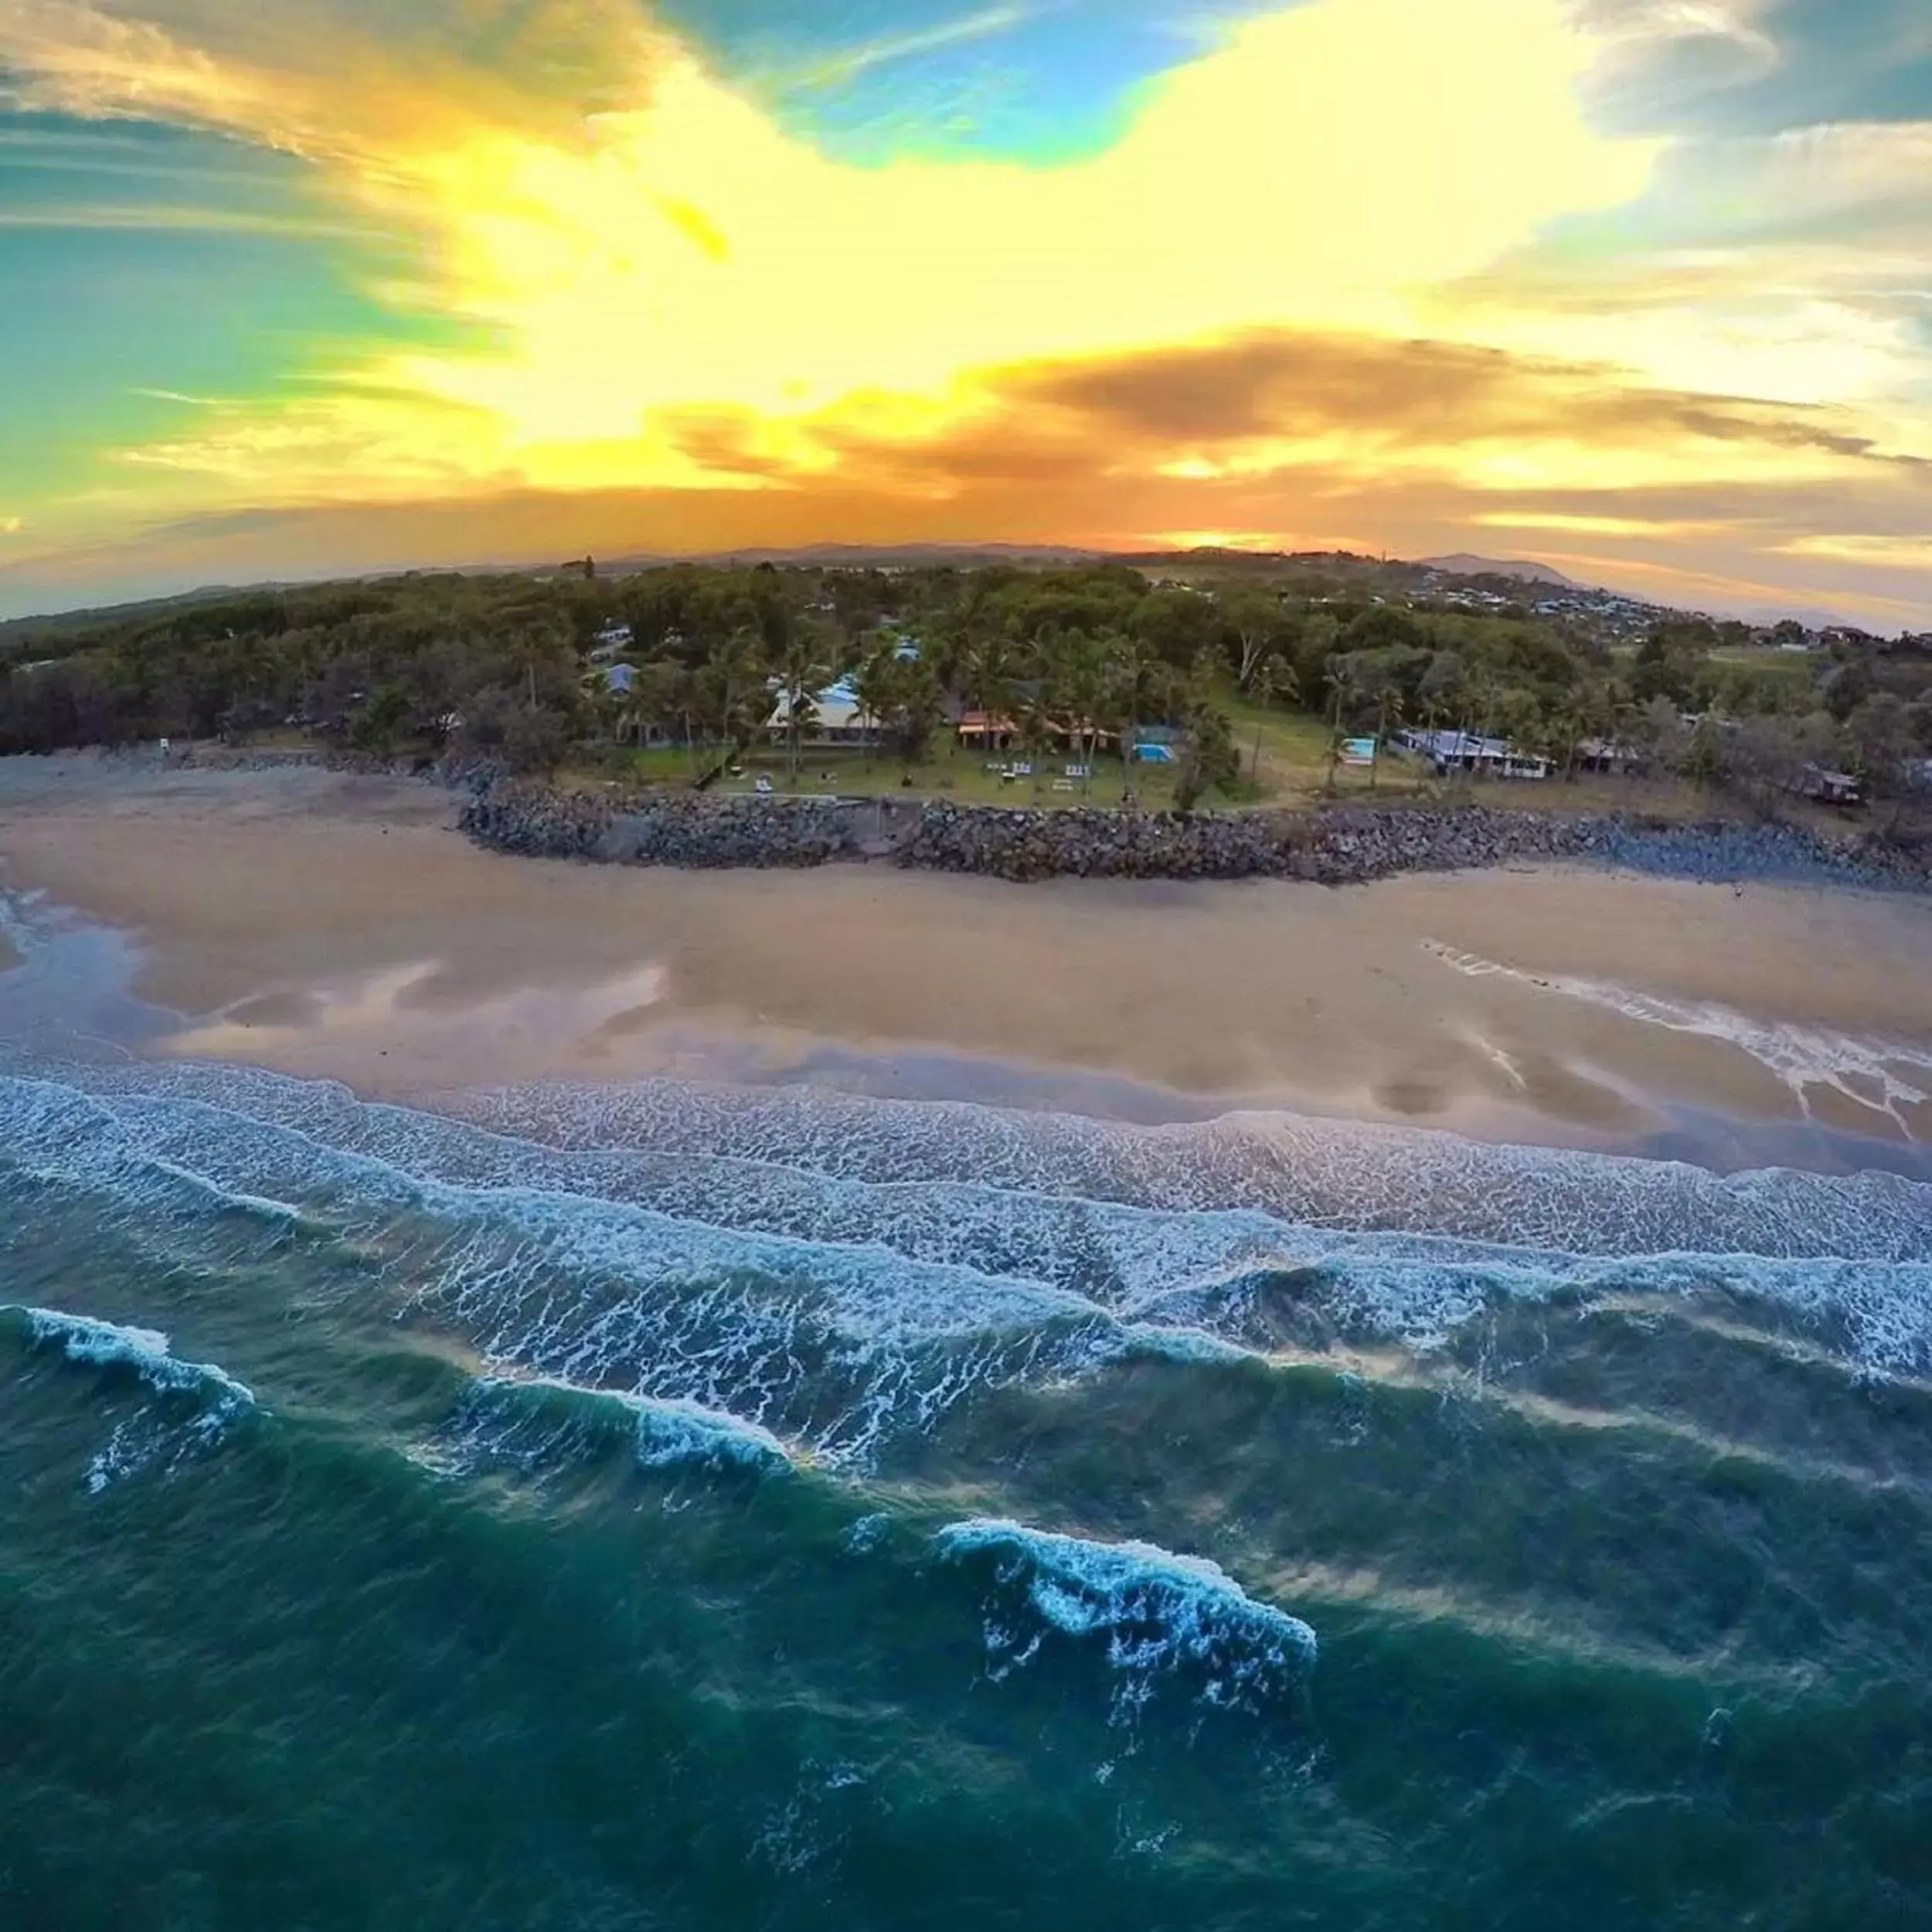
left=2, top=754, right=1930, bottom=1148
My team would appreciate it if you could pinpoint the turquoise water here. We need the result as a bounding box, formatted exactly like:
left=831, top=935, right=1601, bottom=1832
left=3, top=891, right=1930, bottom=1929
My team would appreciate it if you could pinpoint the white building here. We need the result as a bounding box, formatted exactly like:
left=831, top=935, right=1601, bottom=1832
left=766, top=677, right=874, bottom=747
left=1399, top=728, right=1550, bottom=781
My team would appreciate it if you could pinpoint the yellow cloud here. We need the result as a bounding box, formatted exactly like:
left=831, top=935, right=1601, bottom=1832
left=371, top=0, right=1657, bottom=452
left=1777, top=532, right=1932, bottom=570
left=12, top=0, right=1928, bottom=626
left=1473, top=510, right=1707, bottom=538
left=9, top=0, right=1658, bottom=492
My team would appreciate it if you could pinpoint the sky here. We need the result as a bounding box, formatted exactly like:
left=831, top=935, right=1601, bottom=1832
left=1, top=0, right=1929, bottom=624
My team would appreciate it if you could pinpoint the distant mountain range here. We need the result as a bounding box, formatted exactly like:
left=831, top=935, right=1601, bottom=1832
left=669, top=543, right=1583, bottom=592
left=600, top=542, right=1103, bottom=573
left=2, top=539, right=1851, bottom=636
left=1414, top=554, right=1579, bottom=587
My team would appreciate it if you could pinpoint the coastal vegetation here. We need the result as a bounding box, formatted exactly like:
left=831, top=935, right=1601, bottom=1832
left=2, top=553, right=1928, bottom=832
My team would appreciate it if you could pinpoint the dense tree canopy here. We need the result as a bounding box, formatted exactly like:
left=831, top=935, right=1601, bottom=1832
left=3, top=560, right=1927, bottom=823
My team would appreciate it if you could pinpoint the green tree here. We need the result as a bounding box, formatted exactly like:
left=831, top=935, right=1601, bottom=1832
left=1417, top=650, right=1464, bottom=734
left=1324, top=653, right=1362, bottom=794
left=1015, top=672, right=1056, bottom=802
left=774, top=631, right=832, bottom=784
left=1679, top=715, right=1729, bottom=787
left=1630, top=628, right=1699, bottom=706
left=696, top=628, right=766, bottom=763
left=1220, top=587, right=1289, bottom=691
left=349, top=683, right=411, bottom=759
left=1051, top=631, right=1116, bottom=797
left=850, top=641, right=903, bottom=767
left=1846, top=691, right=1920, bottom=830
left=1174, top=696, right=1239, bottom=812
left=1108, top=632, right=1172, bottom=800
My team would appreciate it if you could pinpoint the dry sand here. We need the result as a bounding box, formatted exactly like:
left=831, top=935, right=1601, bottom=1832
left=2, top=754, right=1930, bottom=1147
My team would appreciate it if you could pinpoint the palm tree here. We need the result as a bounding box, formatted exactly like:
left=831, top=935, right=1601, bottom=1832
left=1325, top=654, right=1359, bottom=796
left=1016, top=679, right=1055, bottom=801
left=774, top=632, right=830, bottom=784
left=850, top=641, right=902, bottom=767
left=1055, top=633, right=1114, bottom=798
left=1370, top=684, right=1404, bottom=791
left=1455, top=670, right=1500, bottom=787
left=633, top=661, right=688, bottom=754
left=1107, top=632, right=1172, bottom=802
left=967, top=634, right=1020, bottom=757
left=697, top=628, right=764, bottom=772
left=1015, top=630, right=1067, bottom=801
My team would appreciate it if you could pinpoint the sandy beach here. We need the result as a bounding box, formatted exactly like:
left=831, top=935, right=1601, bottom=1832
left=2, top=753, right=1929, bottom=1151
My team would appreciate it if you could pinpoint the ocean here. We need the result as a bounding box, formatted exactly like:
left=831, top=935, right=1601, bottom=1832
left=3, top=884, right=1930, bottom=1930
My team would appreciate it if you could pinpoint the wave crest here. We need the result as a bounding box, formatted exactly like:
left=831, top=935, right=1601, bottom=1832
left=937, top=1518, right=1315, bottom=1717
left=5, top=1304, right=257, bottom=1492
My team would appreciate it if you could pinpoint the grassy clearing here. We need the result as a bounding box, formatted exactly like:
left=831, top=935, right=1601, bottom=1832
left=600, top=736, right=1237, bottom=810
left=577, top=712, right=1726, bottom=823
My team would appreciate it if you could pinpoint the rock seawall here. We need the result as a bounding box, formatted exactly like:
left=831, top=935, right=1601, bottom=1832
left=457, top=784, right=866, bottom=867
left=454, top=784, right=1932, bottom=893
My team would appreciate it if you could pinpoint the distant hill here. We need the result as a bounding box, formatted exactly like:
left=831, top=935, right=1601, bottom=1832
left=609, top=543, right=1105, bottom=573
left=1417, top=554, right=1578, bottom=588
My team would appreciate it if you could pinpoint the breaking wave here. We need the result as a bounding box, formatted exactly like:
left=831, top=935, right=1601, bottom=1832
left=5, top=1304, right=258, bottom=1492
left=456, top=1373, right=794, bottom=1475
left=3, top=1045, right=1931, bottom=1484
left=12, top=1305, right=257, bottom=1418
left=937, top=1519, right=1316, bottom=1719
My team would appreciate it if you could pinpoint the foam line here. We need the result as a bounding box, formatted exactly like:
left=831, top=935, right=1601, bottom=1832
left=1426, top=943, right=1932, bottom=1131
left=6, top=1060, right=1932, bottom=1430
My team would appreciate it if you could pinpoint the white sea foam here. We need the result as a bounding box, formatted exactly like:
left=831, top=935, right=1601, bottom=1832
left=6, top=1053, right=1932, bottom=1446
left=5, top=1304, right=257, bottom=1490
left=937, top=1519, right=1315, bottom=1718
left=17, top=1306, right=256, bottom=1420
left=629, top=1393, right=791, bottom=1471
left=1426, top=943, right=1932, bottom=1134
left=466, top=1373, right=792, bottom=1472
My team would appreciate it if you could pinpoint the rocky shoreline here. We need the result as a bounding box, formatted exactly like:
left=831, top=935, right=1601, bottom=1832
left=46, top=745, right=1927, bottom=892
left=454, top=780, right=1932, bottom=893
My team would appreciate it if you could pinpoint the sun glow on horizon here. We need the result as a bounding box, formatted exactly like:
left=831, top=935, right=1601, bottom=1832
left=1, top=0, right=1929, bottom=622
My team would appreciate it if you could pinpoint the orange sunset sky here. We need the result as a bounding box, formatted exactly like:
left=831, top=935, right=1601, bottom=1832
left=2, top=0, right=1929, bottom=622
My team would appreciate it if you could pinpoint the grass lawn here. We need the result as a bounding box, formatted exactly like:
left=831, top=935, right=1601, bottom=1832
left=1222, top=692, right=1436, bottom=803
left=600, top=737, right=1246, bottom=810
left=583, top=713, right=1726, bottom=823
left=712, top=741, right=1190, bottom=808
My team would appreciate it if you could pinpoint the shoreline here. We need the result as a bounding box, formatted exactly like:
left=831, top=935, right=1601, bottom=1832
left=454, top=772, right=1932, bottom=893
left=2, top=756, right=1930, bottom=1162
left=31, top=743, right=1927, bottom=893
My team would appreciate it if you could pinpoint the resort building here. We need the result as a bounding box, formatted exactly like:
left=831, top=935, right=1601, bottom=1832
left=765, top=678, right=874, bottom=747
left=1796, top=764, right=1864, bottom=807
left=956, top=713, right=1121, bottom=755
left=1574, top=737, right=1644, bottom=774
left=1398, top=728, right=1551, bottom=780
